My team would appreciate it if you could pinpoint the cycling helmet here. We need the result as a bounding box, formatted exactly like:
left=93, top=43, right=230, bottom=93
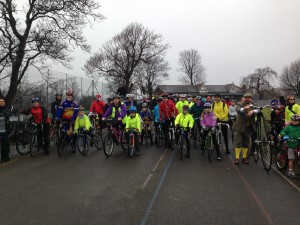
left=161, top=93, right=168, bottom=98
left=113, top=95, right=121, bottom=99
left=142, top=103, right=147, bottom=108
left=66, top=88, right=73, bottom=96
left=78, top=107, right=85, bottom=112
left=55, top=93, right=62, bottom=97
left=291, top=114, right=300, bottom=121
left=195, top=96, right=202, bottom=100
left=96, top=94, right=101, bottom=99
left=224, top=96, right=230, bottom=100
left=182, top=105, right=189, bottom=110
left=179, top=94, right=186, bottom=98
left=32, top=97, right=40, bottom=103
left=129, top=106, right=137, bottom=113
left=204, top=102, right=212, bottom=108
left=214, top=93, right=221, bottom=98
left=157, top=97, right=163, bottom=102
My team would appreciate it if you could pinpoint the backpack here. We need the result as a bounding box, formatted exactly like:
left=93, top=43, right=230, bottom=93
left=212, top=101, right=225, bottom=110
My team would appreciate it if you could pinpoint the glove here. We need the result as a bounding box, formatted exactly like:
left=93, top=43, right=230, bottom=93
left=283, top=135, right=289, bottom=141
left=88, top=112, right=93, bottom=116
left=211, top=127, right=216, bottom=133
left=202, top=126, right=206, bottom=130
left=102, top=117, right=106, bottom=121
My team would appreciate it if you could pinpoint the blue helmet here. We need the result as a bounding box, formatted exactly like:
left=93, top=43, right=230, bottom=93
left=32, top=97, right=40, bottom=103
left=204, top=102, right=211, bottom=108
left=129, top=106, right=137, bottom=113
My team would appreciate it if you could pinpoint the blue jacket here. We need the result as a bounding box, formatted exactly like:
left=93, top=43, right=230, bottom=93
left=153, top=105, right=164, bottom=123
left=57, top=99, right=79, bottom=121
left=140, top=110, right=152, bottom=120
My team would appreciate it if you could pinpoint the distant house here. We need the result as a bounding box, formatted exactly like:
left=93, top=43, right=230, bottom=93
left=154, top=83, right=244, bottom=99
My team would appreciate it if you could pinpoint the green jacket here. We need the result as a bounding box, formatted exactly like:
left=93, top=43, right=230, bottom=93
left=125, top=114, right=141, bottom=132
left=280, top=124, right=300, bottom=148
left=189, top=103, right=204, bottom=119
left=176, top=100, right=189, bottom=114
left=232, top=102, right=257, bottom=133
left=74, top=115, right=92, bottom=133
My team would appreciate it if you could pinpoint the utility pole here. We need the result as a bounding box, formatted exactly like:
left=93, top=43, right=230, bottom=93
left=65, top=73, right=68, bottom=91
left=91, top=79, right=95, bottom=97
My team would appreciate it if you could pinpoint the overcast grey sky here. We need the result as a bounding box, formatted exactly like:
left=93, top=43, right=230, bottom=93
left=48, top=0, right=300, bottom=87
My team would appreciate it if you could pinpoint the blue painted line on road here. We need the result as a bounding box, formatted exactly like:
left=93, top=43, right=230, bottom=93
left=140, top=150, right=176, bottom=225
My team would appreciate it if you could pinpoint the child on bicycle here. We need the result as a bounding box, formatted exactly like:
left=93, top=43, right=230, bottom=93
left=279, top=114, right=300, bottom=177
left=200, top=102, right=221, bottom=160
left=140, top=103, right=153, bottom=145
left=175, top=105, right=194, bottom=158
left=125, top=106, right=141, bottom=156
left=73, top=107, right=94, bottom=147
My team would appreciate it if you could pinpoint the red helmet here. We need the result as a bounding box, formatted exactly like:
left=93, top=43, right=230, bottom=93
left=66, top=88, right=73, bottom=96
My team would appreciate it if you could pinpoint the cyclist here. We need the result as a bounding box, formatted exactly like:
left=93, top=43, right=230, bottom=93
left=140, top=103, right=153, bottom=145
left=74, top=107, right=94, bottom=145
left=104, top=97, right=113, bottom=112
left=51, top=93, right=62, bottom=123
left=206, top=96, right=212, bottom=103
left=125, top=106, right=141, bottom=156
left=124, top=94, right=137, bottom=115
left=279, top=114, right=300, bottom=177
left=189, top=96, right=204, bottom=139
left=139, top=95, right=151, bottom=111
left=270, top=102, right=285, bottom=147
left=270, top=95, right=280, bottom=106
left=212, top=93, right=230, bottom=154
left=0, top=97, right=11, bottom=162
left=175, top=105, right=194, bottom=158
left=21, top=97, right=50, bottom=155
left=232, top=93, right=259, bottom=165
left=176, top=94, right=189, bottom=113
left=89, top=94, right=105, bottom=132
left=102, top=95, right=127, bottom=130
left=223, top=96, right=232, bottom=107
left=153, top=97, right=164, bottom=144
left=159, top=93, right=178, bottom=149
left=189, top=96, right=196, bottom=108
left=228, top=99, right=238, bottom=129
left=200, top=102, right=221, bottom=160
left=285, top=95, right=300, bottom=125
left=57, top=88, right=79, bottom=123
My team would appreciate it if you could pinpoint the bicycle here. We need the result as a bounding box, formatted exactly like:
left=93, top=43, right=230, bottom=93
left=168, top=119, right=176, bottom=150
left=103, top=118, right=128, bottom=157
left=141, top=119, right=151, bottom=145
left=89, top=113, right=101, bottom=133
left=192, top=118, right=201, bottom=150
left=275, top=137, right=300, bottom=172
left=127, top=128, right=137, bottom=158
left=155, top=122, right=164, bottom=147
left=15, top=122, right=31, bottom=155
left=49, top=124, right=58, bottom=148
left=202, top=127, right=215, bottom=163
left=76, top=127, right=103, bottom=156
left=57, top=119, right=75, bottom=156
left=175, top=127, right=187, bottom=160
left=216, top=122, right=230, bottom=157
left=253, top=105, right=273, bottom=171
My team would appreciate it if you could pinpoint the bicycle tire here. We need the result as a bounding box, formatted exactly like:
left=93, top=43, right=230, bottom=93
left=156, top=128, right=164, bottom=147
left=128, top=134, right=135, bottom=158
left=15, top=131, right=31, bottom=155
left=169, top=130, right=176, bottom=150
left=49, top=127, right=58, bottom=148
left=260, top=117, right=272, bottom=171
left=104, top=133, right=114, bottom=157
left=218, top=133, right=223, bottom=157
left=275, top=149, right=288, bottom=171
left=30, top=133, right=39, bottom=157
left=77, top=134, right=89, bottom=156
left=121, top=132, right=129, bottom=151
left=57, top=130, right=65, bottom=156
left=207, top=135, right=213, bottom=163
left=7, top=122, right=16, bottom=138
left=93, top=133, right=103, bottom=150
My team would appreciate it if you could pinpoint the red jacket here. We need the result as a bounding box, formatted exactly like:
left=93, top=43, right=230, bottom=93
left=90, top=100, right=105, bottom=115
left=23, top=106, right=50, bottom=124
left=159, top=100, right=178, bottom=119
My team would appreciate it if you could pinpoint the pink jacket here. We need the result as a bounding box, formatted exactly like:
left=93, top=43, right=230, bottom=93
left=200, top=112, right=217, bottom=127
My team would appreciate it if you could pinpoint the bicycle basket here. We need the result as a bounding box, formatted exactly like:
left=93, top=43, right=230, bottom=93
left=9, top=116, right=19, bottom=122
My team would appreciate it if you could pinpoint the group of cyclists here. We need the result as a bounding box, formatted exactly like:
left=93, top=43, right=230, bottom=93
left=1, top=89, right=300, bottom=177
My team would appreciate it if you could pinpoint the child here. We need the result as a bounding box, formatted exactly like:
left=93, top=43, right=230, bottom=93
left=140, top=103, right=153, bottom=145
left=74, top=107, right=94, bottom=149
left=126, top=106, right=142, bottom=156
left=153, top=97, right=164, bottom=144
left=175, top=105, right=194, bottom=158
left=279, top=114, right=300, bottom=177
left=200, top=102, right=221, bottom=160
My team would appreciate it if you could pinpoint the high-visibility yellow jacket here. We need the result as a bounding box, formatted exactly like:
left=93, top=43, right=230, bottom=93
left=74, top=115, right=92, bottom=133
left=212, top=101, right=229, bottom=122
left=176, top=100, right=189, bottom=113
left=125, top=114, right=141, bottom=132
left=175, top=113, right=194, bottom=128
left=285, top=104, right=300, bottom=123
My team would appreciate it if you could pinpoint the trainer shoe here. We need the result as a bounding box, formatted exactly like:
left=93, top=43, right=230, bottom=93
left=288, top=170, right=295, bottom=177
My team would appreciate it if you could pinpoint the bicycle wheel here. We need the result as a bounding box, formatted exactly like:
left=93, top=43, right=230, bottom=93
left=15, top=131, right=31, bottom=155
left=121, top=132, right=129, bottom=151
left=57, top=130, right=65, bottom=156
left=218, top=132, right=223, bottom=157
left=169, top=130, right=176, bottom=150
left=49, top=127, right=58, bottom=147
left=77, top=134, right=89, bottom=156
left=193, top=128, right=198, bottom=150
left=30, top=133, right=39, bottom=157
left=260, top=118, right=272, bottom=171
left=156, top=127, right=164, bottom=147
left=275, top=149, right=288, bottom=171
left=7, top=122, right=16, bottom=138
left=104, top=133, right=114, bottom=157
left=207, top=135, right=213, bottom=163
left=128, top=134, right=135, bottom=158
left=93, top=133, right=103, bottom=150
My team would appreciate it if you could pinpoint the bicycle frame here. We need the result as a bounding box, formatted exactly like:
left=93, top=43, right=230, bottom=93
left=89, top=113, right=100, bottom=130
left=106, top=118, right=124, bottom=144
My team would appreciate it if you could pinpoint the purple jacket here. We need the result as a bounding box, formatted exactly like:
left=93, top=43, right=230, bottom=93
left=103, top=103, right=126, bottom=119
left=200, top=112, right=217, bottom=127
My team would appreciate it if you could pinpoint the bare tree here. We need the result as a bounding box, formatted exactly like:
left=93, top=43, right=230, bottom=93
left=241, top=67, right=277, bottom=100
left=84, top=22, right=170, bottom=94
left=136, top=56, right=169, bottom=98
left=178, top=49, right=206, bottom=85
left=280, top=59, right=300, bottom=97
left=0, top=0, right=104, bottom=106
